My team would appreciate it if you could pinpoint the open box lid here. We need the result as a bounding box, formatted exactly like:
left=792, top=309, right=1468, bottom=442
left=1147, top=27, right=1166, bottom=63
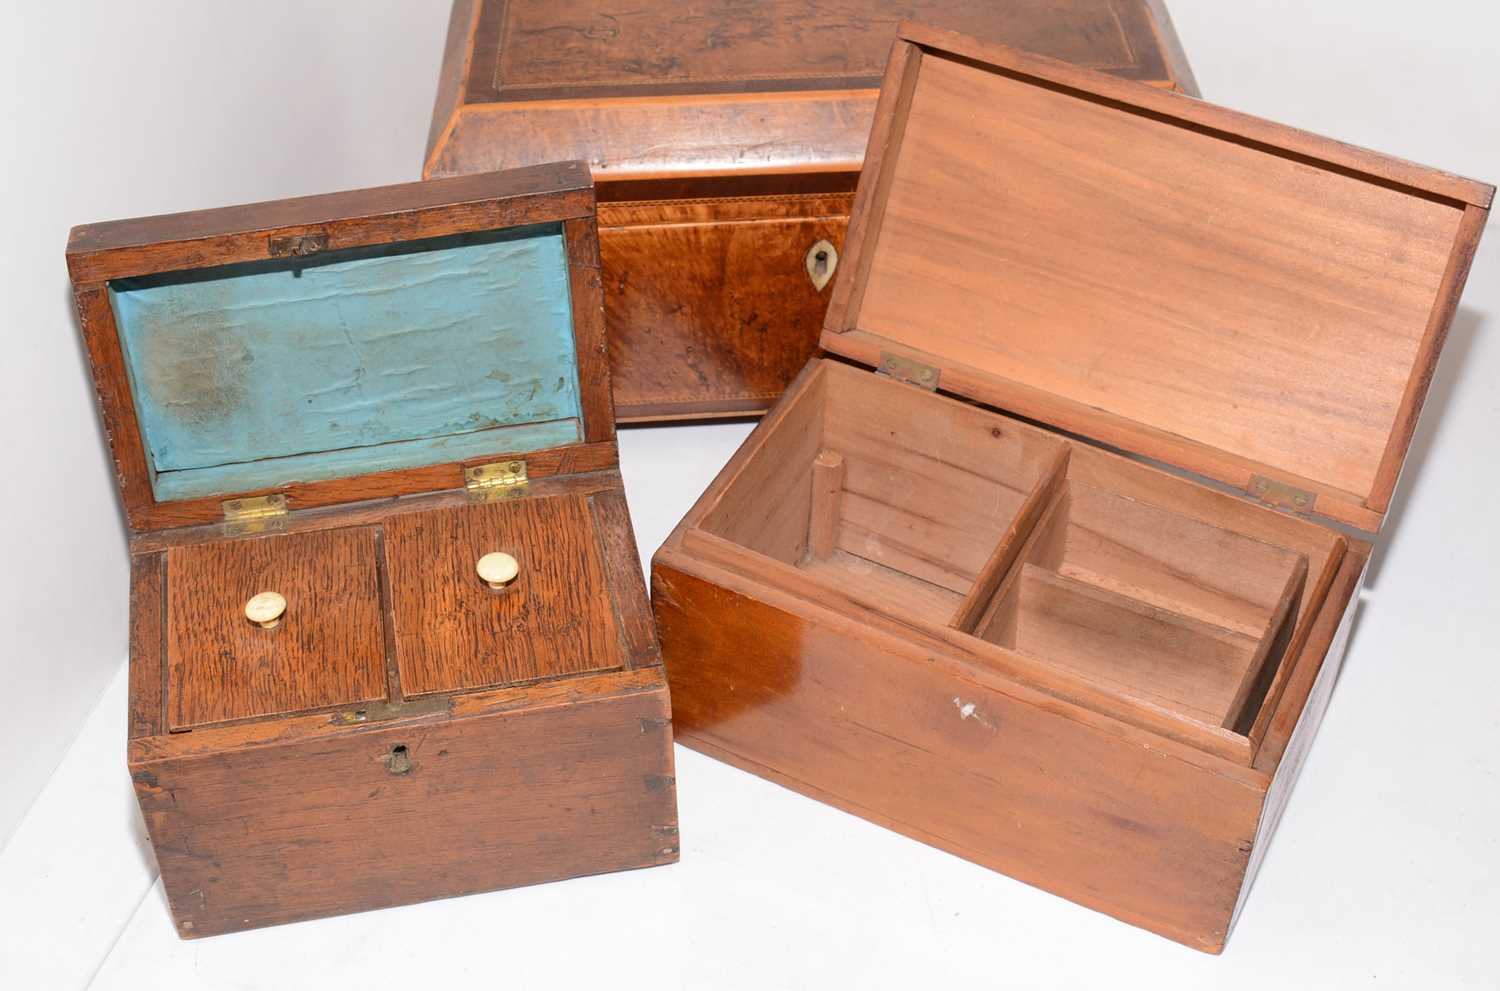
left=424, top=0, right=1197, bottom=181
left=821, top=23, right=1492, bottom=533
left=67, top=162, right=614, bottom=534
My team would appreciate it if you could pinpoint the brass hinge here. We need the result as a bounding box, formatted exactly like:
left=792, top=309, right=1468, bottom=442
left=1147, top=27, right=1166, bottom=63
left=877, top=352, right=940, bottom=391
left=465, top=459, right=528, bottom=503
left=221, top=494, right=288, bottom=535
left=1247, top=475, right=1316, bottom=513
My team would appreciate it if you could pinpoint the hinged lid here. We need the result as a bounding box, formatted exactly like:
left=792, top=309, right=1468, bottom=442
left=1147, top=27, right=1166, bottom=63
left=823, top=23, right=1492, bottom=532
left=67, top=162, right=614, bottom=533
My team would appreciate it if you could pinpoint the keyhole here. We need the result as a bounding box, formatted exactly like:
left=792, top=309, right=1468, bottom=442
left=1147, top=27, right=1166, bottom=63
left=387, top=744, right=412, bottom=775
left=805, top=239, right=838, bottom=292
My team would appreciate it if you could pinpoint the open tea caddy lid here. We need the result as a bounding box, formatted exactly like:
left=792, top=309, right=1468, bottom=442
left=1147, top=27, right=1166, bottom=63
left=822, top=24, right=1491, bottom=532
left=66, top=162, right=613, bottom=533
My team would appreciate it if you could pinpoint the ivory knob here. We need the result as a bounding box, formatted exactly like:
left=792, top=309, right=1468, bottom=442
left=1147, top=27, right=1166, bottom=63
left=244, top=591, right=286, bottom=629
left=477, top=552, right=520, bottom=590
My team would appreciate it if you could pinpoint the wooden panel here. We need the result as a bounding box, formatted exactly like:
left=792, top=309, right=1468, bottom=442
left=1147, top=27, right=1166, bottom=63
left=652, top=559, right=1263, bottom=952
left=989, top=565, right=1260, bottom=726
left=426, top=1, right=1197, bottom=181
left=133, top=677, right=676, bottom=937
left=1045, top=481, right=1310, bottom=638
left=127, top=552, right=166, bottom=740
left=599, top=197, right=848, bottom=420
left=483, top=0, right=1158, bottom=99
left=425, top=0, right=481, bottom=166
left=798, top=550, right=962, bottom=623
left=564, top=216, right=617, bottom=442
left=698, top=365, right=828, bottom=563
left=429, top=92, right=880, bottom=182
left=383, top=495, right=622, bottom=695
left=852, top=52, right=1466, bottom=504
left=165, top=528, right=387, bottom=730
left=821, top=363, right=1064, bottom=585
left=589, top=489, right=661, bottom=669
left=1064, top=443, right=1344, bottom=607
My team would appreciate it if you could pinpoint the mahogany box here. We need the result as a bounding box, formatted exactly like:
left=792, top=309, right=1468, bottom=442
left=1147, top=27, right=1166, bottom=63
left=66, top=162, right=678, bottom=937
left=423, top=0, right=1198, bottom=421
left=651, top=24, right=1491, bottom=951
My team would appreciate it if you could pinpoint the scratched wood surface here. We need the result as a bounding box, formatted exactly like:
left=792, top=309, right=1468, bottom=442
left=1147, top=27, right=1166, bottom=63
left=128, top=465, right=673, bottom=936
left=133, top=673, right=676, bottom=937
left=165, top=528, right=387, bottom=730
left=383, top=494, right=622, bottom=696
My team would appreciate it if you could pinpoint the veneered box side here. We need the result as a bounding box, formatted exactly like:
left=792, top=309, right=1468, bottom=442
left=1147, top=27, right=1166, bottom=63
left=651, top=554, right=1262, bottom=952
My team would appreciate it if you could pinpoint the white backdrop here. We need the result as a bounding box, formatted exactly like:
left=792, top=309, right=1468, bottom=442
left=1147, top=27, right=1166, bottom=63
left=0, top=1, right=453, bottom=846
left=2, top=2, right=1498, bottom=987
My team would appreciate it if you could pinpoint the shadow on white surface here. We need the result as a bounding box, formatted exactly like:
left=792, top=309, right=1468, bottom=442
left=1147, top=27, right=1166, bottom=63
left=1363, top=306, right=1485, bottom=590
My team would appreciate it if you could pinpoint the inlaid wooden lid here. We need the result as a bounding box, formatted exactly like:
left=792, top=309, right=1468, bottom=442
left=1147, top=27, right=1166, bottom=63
left=66, top=163, right=615, bottom=533
left=424, top=0, right=1198, bottom=181
left=822, top=23, right=1492, bottom=532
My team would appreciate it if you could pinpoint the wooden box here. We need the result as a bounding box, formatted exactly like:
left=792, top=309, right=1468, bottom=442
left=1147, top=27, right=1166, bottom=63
left=66, top=163, right=678, bottom=937
left=651, top=25, right=1491, bottom=951
left=424, top=0, right=1198, bottom=421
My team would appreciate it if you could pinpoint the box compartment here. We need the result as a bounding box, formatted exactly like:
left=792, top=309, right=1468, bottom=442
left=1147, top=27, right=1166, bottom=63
left=691, top=360, right=1337, bottom=755
left=697, top=361, right=1065, bottom=625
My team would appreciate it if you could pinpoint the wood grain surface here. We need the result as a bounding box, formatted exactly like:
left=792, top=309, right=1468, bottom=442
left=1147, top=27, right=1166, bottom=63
left=824, top=30, right=1492, bottom=530
left=480, top=0, right=1171, bottom=99
left=652, top=560, right=1263, bottom=952
left=133, top=673, right=676, bottom=937
left=589, top=489, right=662, bottom=670
left=599, top=191, right=851, bottom=420
left=165, top=528, right=387, bottom=730
left=425, top=0, right=1198, bottom=180
left=127, top=552, right=166, bottom=740
left=383, top=494, right=621, bottom=695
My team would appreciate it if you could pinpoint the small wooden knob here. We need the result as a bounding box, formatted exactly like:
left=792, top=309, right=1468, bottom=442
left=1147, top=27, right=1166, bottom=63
left=477, top=552, right=519, bottom=590
left=245, top=591, right=286, bottom=629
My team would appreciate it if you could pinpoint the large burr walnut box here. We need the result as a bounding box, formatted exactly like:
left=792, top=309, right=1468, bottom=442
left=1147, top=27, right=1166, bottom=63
left=423, top=0, right=1198, bottom=422
left=650, top=24, right=1491, bottom=951
left=66, top=162, right=678, bottom=937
